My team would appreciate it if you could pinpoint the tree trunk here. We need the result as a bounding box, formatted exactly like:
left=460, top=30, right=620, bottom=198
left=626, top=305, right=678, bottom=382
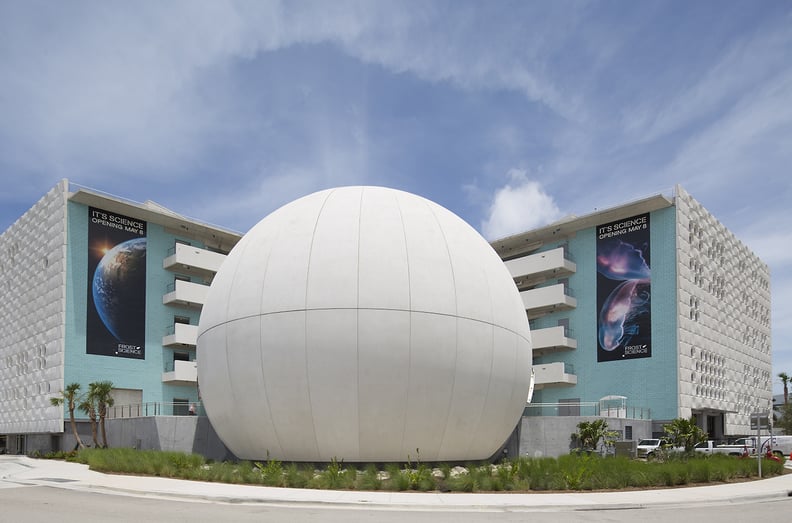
left=88, top=410, right=99, bottom=448
left=98, top=403, right=108, bottom=448
left=68, top=407, right=85, bottom=450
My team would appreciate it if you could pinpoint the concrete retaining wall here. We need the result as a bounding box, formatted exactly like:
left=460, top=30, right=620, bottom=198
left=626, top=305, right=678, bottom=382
left=52, top=417, right=235, bottom=462
left=519, top=416, right=654, bottom=458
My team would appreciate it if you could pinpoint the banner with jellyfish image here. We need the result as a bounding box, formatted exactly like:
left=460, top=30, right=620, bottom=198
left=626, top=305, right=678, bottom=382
left=86, top=207, right=147, bottom=359
left=596, top=213, right=651, bottom=362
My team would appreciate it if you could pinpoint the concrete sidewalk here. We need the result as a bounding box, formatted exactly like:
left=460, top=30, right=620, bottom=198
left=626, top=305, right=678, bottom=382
left=2, top=455, right=791, bottom=512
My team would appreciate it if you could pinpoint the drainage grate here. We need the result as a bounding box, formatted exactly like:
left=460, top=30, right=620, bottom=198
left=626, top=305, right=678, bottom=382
left=33, top=478, right=78, bottom=483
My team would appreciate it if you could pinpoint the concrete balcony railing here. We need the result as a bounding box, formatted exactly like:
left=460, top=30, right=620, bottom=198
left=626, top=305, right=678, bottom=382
left=520, top=284, right=577, bottom=319
left=506, top=247, right=576, bottom=289
left=163, top=279, right=209, bottom=308
left=523, top=402, right=651, bottom=419
left=107, top=402, right=205, bottom=418
left=163, top=243, right=226, bottom=277
left=162, top=323, right=198, bottom=347
left=162, top=359, right=198, bottom=384
left=533, top=361, right=577, bottom=388
left=531, top=325, right=577, bottom=355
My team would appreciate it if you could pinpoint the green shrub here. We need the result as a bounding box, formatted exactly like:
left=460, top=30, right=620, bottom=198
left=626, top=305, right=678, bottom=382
left=66, top=447, right=783, bottom=493
left=383, top=464, right=410, bottom=491
left=255, top=457, right=285, bottom=487
left=283, top=463, right=311, bottom=488
left=356, top=464, right=383, bottom=491
left=312, top=458, right=356, bottom=490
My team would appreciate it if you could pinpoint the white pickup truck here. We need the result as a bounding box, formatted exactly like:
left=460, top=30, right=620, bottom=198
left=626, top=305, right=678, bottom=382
left=693, top=440, right=748, bottom=456
left=694, top=437, right=791, bottom=458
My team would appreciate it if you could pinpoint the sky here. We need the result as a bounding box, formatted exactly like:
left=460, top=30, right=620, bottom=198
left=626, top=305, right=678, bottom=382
left=1, top=1, right=790, bottom=392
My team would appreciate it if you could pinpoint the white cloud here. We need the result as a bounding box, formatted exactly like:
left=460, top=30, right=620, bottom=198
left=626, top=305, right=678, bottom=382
left=662, top=69, right=792, bottom=191
left=622, top=19, right=792, bottom=145
left=0, top=1, right=587, bottom=195
left=481, top=170, right=562, bottom=240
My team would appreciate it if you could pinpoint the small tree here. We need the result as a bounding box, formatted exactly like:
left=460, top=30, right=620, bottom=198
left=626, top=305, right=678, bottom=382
left=50, top=383, right=85, bottom=450
left=89, top=381, right=115, bottom=448
left=777, top=403, right=792, bottom=435
left=571, top=419, right=616, bottom=451
left=779, top=372, right=790, bottom=405
left=663, top=416, right=706, bottom=452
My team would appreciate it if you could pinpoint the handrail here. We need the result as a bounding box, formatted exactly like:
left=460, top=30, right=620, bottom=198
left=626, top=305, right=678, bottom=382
left=524, top=402, right=651, bottom=419
left=107, top=401, right=204, bottom=418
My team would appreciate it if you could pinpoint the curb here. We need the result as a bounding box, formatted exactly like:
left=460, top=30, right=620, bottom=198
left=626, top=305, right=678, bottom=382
left=4, top=455, right=792, bottom=512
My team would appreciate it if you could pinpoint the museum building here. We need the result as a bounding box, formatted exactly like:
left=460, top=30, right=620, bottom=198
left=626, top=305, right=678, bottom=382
left=0, top=181, right=772, bottom=457
left=0, top=180, right=240, bottom=454
left=491, top=186, right=772, bottom=454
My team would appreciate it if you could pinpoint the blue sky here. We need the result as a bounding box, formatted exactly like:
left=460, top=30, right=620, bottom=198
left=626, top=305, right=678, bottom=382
left=1, top=1, right=791, bottom=392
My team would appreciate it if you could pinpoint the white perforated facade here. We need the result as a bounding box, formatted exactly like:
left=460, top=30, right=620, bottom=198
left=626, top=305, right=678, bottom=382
left=674, top=187, right=772, bottom=435
left=0, top=181, right=68, bottom=435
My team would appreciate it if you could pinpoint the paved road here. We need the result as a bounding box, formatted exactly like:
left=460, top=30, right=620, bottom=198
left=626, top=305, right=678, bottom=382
left=2, top=455, right=792, bottom=522
left=1, top=485, right=791, bottom=523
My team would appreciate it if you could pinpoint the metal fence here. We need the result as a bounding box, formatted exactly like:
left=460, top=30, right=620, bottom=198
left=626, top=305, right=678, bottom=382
left=107, top=402, right=204, bottom=418
left=524, top=402, right=651, bottom=419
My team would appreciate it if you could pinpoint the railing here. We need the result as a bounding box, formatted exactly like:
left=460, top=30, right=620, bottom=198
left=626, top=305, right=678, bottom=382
left=108, top=402, right=204, bottom=418
left=529, top=324, right=575, bottom=338
left=523, top=402, right=651, bottom=419
left=164, top=360, right=195, bottom=372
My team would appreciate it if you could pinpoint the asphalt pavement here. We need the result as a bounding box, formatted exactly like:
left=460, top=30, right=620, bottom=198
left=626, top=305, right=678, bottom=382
left=2, top=454, right=791, bottom=512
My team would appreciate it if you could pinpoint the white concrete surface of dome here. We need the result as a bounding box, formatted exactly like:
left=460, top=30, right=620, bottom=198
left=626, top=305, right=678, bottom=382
left=197, top=186, right=532, bottom=462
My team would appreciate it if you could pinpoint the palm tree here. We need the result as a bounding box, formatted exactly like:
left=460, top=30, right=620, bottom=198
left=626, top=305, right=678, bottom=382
left=571, top=419, right=615, bottom=451
left=78, top=392, right=99, bottom=448
left=663, top=416, right=706, bottom=452
left=50, top=383, right=85, bottom=450
left=89, top=381, right=115, bottom=448
left=778, top=372, right=790, bottom=405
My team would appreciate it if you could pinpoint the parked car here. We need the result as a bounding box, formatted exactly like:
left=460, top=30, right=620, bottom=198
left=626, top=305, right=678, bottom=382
left=636, top=438, right=669, bottom=458
left=693, top=437, right=791, bottom=458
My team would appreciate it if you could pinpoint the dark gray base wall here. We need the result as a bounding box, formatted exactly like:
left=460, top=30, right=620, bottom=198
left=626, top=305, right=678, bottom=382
left=0, top=433, right=61, bottom=455
left=518, top=416, right=654, bottom=458
left=55, top=417, right=236, bottom=462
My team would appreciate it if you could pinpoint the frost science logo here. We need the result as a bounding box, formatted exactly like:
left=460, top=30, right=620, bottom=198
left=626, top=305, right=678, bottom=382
left=595, top=213, right=651, bottom=362
left=86, top=207, right=147, bottom=359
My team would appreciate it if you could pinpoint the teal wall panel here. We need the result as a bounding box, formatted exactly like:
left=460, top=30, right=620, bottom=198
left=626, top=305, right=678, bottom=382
left=532, top=206, right=679, bottom=420
left=64, top=201, right=200, bottom=408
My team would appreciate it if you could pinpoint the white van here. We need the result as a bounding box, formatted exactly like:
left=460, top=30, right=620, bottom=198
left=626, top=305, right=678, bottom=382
left=726, top=435, right=792, bottom=457
left=759, top=435, right=792, bottom=457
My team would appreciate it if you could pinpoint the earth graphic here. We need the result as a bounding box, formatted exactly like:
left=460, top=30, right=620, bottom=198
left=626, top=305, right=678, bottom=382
left=92, top=237, right=147, bottom=341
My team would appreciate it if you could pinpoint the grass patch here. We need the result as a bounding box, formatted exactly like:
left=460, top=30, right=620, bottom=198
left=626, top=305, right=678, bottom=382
left=64, top=448, right=784, bottom=493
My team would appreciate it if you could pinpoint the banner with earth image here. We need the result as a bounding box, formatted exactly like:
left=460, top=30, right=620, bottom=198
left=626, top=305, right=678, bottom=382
left=595, top=212, right=652, bottom=362
left=86, top=207, right=147, bottom=359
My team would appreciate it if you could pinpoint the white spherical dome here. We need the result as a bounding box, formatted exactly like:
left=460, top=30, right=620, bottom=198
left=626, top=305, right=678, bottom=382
left=197, top=187, right=531, bottom=462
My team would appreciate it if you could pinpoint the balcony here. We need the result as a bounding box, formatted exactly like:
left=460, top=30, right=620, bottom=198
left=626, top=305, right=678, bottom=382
left=163, top=279, right=209, bottom=308
left=162, top=360, right=198, bottom=385
left=162, top=323, right=198, bottom=347
left=506, top=247, right=576, bottom=289
left=531, top=325, right=577, bottom=355
left=533, top=362, right=577, bottom=388
left=520, top=284, right=577, bottom=319
left=163, top=243, right=226, bottom=277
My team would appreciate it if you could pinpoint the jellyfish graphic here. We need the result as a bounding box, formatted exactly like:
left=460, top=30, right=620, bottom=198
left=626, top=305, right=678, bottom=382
left=598, top=279, right=651, bottom=351
left=596, top=239, right=650, bottom=281
left=596, top=233, right=651, bottom=358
